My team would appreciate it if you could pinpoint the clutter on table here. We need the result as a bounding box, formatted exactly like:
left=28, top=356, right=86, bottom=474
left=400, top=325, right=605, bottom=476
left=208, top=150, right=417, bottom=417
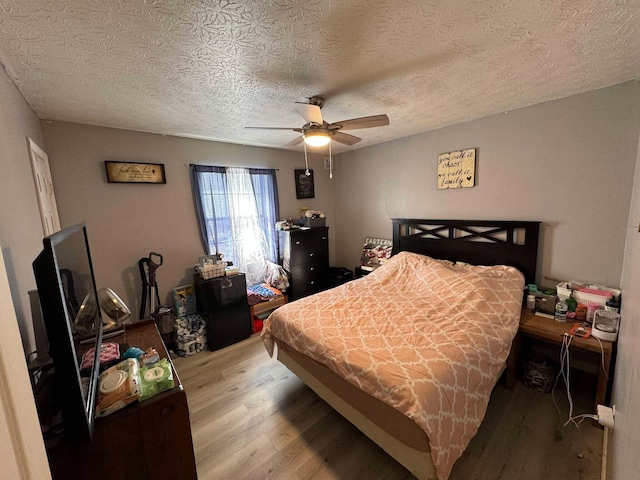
left=95, top=344, right=177, bottom=418
left=525, top=280, right=622, bottom=341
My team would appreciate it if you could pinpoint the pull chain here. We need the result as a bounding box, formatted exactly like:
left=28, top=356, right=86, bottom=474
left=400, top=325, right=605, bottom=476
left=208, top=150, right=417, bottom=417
left=303, top=141, right=310, bottom=176
left=329, top=141, right=333, bottom=179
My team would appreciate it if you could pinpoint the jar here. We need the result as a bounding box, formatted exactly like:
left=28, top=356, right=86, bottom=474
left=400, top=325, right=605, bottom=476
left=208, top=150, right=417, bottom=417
left=575, top=303, right=587, bottom=322
left=526, top=294, right=536, bottom=309
left=586, top=303, right=600, bottom=325
left=605, top=298, right=620, bottom=313
left=555, top=299, right=568, bottom=322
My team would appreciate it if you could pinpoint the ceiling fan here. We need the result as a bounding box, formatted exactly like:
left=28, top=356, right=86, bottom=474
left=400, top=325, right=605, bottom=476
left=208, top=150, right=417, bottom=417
left=246, top=96, right=390, bottom=148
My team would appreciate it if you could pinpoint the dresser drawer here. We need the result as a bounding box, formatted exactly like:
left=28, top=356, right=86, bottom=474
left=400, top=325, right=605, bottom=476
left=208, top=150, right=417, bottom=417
left=291, top=262, right=326, bottom=282
left=290, top=246, right=328, bottom=266
left=294, top=281, right=324, bottom=298
left=290, top=231, right=328, bottom=250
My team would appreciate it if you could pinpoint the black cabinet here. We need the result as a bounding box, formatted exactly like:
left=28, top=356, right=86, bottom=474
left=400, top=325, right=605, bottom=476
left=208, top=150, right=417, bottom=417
left=194, top=273, right=251, bottom=350
left=279, top=227, right=329, bottom=300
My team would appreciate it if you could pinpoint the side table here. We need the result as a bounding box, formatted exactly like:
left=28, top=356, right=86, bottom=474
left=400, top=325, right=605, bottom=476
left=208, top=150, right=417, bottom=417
left=506, top=308, right=614, bottom=412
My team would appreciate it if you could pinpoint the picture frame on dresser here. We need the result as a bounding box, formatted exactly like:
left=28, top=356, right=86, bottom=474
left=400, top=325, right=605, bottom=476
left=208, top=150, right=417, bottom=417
left=198, top=254, right=218, bottom=267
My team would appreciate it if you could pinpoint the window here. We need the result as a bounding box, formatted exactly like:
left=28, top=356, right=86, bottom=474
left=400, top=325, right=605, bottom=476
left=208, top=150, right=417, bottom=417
left=191, top=165, right=279, bottom=285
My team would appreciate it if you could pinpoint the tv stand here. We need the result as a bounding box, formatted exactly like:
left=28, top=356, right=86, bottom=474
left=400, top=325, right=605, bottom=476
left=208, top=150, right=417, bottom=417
left=46, top=320, right=197, bottom=479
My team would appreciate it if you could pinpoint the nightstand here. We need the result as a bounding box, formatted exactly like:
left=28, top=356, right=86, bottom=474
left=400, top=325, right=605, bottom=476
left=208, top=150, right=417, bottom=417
left=354, top=266, right=373, bottom=278
left=506, top=308, right=614, bottom=412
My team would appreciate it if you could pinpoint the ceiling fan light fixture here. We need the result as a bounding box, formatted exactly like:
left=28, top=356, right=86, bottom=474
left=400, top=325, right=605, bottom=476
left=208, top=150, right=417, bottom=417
left=303, top=130, right=331, bottom=147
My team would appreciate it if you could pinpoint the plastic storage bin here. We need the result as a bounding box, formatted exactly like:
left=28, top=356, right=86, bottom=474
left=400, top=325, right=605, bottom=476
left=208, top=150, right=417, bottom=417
left=556, top=281, right=620, bottom=307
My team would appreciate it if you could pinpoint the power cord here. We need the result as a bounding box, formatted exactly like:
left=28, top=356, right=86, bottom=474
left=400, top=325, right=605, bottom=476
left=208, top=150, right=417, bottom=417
left=592, top=335, right=609, bottom=380
left=551, top=332, right=612, bottom=428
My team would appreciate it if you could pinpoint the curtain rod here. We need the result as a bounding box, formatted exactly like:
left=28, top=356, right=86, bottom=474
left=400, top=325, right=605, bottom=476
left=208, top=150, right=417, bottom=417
left=187, top=163, right=279, bottom=171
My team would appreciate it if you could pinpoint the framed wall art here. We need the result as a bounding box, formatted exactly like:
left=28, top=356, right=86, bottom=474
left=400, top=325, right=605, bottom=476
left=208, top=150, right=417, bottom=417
left=437, top=148, right=476, bottom=189
left=295, top=169, right=315, bottom=199
left=105, top=161, right=166, bottom=184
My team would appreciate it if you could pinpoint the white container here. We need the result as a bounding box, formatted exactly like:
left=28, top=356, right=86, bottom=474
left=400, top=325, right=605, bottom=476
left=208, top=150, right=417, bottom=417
left=556, top=282, right=572, bottom=301
left=526, top=294, right=536, bottom=310
left=556, top=281, right=621, bottom=307
left=592, top=310, right=620, bottom=342
left=575, top=289, right=618, bottom=308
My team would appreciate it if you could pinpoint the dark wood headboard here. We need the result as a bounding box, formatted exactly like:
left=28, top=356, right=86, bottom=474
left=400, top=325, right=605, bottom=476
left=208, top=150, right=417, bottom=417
left=392, top=219, right=540, bottom=285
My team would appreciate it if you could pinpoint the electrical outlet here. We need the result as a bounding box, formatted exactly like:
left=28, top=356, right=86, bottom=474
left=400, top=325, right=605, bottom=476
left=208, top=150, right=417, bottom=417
left=597, top=404, right=615, bottom=429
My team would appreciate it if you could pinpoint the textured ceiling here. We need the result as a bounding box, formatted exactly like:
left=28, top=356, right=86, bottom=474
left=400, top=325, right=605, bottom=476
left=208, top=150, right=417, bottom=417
left=0, top=0, right=639, bottom=153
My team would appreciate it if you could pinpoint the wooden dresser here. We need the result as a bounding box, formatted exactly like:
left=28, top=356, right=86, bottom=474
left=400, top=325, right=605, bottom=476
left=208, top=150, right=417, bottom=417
left=47, top=320, right=197, bottom=479
left=279, top=227, right=329, bottom=300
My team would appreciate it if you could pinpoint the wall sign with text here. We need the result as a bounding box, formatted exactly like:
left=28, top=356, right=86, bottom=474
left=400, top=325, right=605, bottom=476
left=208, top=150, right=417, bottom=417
left=105, top=161, right=166, bottom=184
left=437, top=148, right=476, bottom=189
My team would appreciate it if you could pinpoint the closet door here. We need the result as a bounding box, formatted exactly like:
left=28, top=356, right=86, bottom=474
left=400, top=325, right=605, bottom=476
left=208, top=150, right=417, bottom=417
left=28, top=138, right=61, bottom=235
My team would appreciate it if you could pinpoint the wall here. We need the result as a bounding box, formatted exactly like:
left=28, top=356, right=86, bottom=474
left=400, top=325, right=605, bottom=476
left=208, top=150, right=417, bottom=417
left=611, top=128, right=640, bottom=480
left=334, top=81, right=640, bottom=288
left=0, top=65, right=47, bottom=352
left=40, top=122, right=335, bottom=315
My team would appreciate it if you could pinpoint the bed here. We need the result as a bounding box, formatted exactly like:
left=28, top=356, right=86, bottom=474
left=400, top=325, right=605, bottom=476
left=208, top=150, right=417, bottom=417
left=261, top=219, right=540, bottom=480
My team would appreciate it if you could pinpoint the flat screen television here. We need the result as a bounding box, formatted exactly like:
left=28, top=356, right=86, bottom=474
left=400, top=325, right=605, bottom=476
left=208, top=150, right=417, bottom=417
left=33, top=222, right=103, bottom=442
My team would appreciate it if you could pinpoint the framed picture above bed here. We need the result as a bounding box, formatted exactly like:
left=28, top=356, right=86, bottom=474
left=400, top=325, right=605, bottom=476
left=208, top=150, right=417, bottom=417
left=437, top=148, right=476, bottom=189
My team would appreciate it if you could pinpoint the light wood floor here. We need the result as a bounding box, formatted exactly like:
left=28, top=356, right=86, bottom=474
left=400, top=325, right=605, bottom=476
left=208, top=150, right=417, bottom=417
left=173, top=335, right=603, bottom=480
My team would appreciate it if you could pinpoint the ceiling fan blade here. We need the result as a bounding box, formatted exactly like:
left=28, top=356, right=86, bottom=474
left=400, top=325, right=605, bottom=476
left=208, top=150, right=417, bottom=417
left=329, top=114, right=389, bottom=131
left=285, top=136, right=304, bottom=147
left=245, top=127, right=303, bottom=132
left=297, top=104, right=323, bottom=125
left=332, top=131, right=362, bottom=146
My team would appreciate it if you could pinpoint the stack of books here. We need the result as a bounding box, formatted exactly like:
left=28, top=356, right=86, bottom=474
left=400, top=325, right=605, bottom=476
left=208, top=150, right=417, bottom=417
left=225, top=265, right=239, bottom=276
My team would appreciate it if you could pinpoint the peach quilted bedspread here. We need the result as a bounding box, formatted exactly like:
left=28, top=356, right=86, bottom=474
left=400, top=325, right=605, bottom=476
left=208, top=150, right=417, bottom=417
left=262, top=252, right=524, bottom=480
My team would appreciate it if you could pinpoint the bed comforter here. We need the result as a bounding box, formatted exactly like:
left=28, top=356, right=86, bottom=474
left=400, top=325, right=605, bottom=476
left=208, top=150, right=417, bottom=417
left=262, top=252, right=524, bottom=480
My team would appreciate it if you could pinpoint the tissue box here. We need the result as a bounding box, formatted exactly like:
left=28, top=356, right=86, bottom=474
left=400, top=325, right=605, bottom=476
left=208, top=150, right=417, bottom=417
left=302, top=217, right=325, bottom=228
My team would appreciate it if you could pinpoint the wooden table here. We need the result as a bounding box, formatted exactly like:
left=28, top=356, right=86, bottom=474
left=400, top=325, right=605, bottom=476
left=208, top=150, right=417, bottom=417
left=506, top=308, right=614, bottom=412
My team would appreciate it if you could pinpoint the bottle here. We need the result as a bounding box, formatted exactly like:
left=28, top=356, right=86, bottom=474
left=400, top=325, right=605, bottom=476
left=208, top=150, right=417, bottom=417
left=555, top=298, right=568, bottom=322
left=605, top=297, right=620, bottom=313
left=526, top=294, right=536, bottom=309
left=586, top=303, right=599, bottom=325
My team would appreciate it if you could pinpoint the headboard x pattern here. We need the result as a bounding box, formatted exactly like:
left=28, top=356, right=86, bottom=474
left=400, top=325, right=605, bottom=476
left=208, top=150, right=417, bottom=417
left=391, top=219, right=540, bottom=285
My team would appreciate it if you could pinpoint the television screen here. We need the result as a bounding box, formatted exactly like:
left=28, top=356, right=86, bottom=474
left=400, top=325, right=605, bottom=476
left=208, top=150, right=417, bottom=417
left=33, top=223, right=103, bottom=441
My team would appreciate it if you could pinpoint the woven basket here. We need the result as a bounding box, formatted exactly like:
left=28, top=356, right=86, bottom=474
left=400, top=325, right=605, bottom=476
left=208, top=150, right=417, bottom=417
left=197, top=261, right=226, bottom=279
